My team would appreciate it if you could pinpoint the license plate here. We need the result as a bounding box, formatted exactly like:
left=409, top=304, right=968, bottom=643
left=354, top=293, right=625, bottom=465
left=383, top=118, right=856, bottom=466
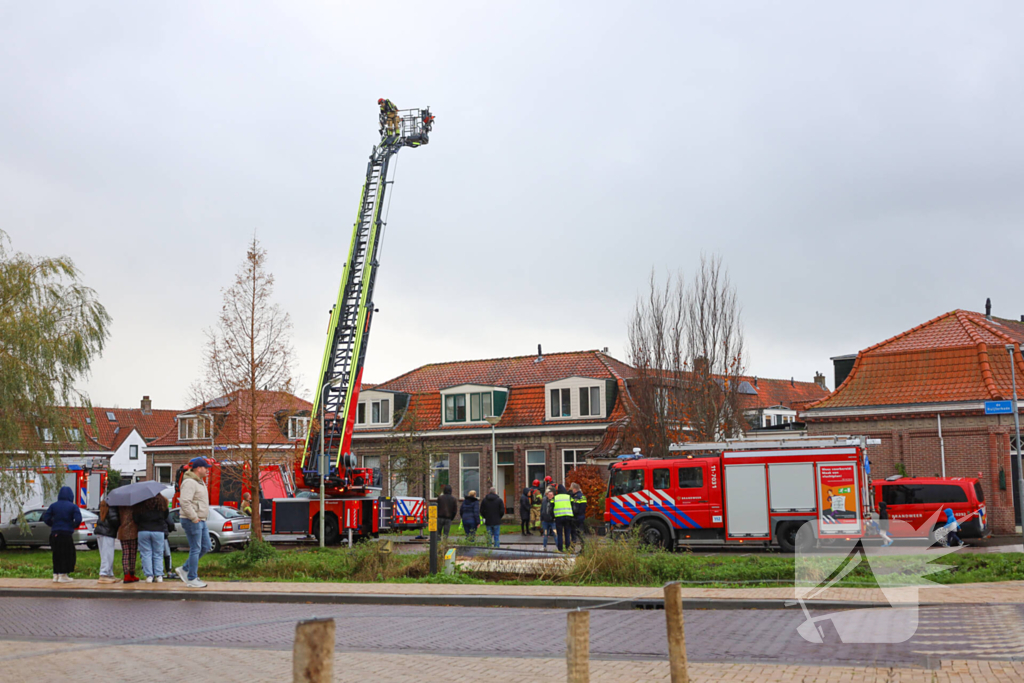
left=239, top=524, right=250, bottom=530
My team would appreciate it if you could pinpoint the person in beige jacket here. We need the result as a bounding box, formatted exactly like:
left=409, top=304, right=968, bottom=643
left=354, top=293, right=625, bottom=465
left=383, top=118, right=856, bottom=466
left=175, top=458, right=212, bottom=587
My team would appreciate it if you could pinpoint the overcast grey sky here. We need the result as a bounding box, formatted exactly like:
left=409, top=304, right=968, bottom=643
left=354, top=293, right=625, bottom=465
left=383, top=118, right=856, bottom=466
left=3, top=2, right=1024, bottom=410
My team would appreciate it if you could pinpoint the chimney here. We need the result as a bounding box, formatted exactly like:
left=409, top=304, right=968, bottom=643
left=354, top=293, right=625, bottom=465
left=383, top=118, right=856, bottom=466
left=753, top=376, right=758, bottom=388
left=791, top=377, right=794, bottom=387
left=601, top=347, right=609, bottom=354
left=140, top=395, right=152, bottom=415
left=535, top=344, right=544, bottom=363
left=813, top=372, right=828, bottom=391
left=986, top=298, right=992, bottom=320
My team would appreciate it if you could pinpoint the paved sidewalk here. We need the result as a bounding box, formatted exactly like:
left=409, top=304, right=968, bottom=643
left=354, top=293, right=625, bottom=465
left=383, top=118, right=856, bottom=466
left=1, top=640, right=1022, bottom=682
left=0, top=577, right=1021, bottom=605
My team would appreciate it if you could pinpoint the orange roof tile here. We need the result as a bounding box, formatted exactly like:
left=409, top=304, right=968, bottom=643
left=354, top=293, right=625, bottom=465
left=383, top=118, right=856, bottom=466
left=805, top=309, right=1024, bottom=410
left=146, top=390, right=312, bottom=448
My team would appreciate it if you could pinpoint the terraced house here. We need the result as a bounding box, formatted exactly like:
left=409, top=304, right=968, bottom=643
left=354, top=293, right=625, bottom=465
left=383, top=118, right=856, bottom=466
left=351, top=349, right=634, bottom=514
left=802, top=307, right=1024, bottom=534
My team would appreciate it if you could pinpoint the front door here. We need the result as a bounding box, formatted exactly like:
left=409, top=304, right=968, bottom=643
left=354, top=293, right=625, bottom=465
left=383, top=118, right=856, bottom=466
left=674, top=462, right=713, bottom=529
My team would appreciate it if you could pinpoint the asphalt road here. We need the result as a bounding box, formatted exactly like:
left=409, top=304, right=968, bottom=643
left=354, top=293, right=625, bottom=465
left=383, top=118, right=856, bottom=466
left=0, top=597, right=1022, bottom=668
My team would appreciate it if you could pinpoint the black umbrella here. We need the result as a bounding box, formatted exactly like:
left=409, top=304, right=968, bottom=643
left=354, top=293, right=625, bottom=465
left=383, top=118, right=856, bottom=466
left=105, top=480, right=171, bottom=507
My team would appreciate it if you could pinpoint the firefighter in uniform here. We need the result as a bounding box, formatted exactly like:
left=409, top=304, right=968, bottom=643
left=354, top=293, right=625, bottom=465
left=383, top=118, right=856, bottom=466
left=378, top=98, right=400, bottom=135
left=553, top=485, right=575, bottom=552
left=529, top=480, right=543, bottom=532
left=569, top=482, right=588, bottom=544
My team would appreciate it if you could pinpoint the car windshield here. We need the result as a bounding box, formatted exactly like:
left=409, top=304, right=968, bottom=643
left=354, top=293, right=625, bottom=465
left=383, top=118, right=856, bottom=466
left=215, top=506, right=245, bottom=519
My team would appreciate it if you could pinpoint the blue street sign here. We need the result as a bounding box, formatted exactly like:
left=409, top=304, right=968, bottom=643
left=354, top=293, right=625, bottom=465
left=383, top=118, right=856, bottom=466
left=984, top=400, right=1013, bottom=415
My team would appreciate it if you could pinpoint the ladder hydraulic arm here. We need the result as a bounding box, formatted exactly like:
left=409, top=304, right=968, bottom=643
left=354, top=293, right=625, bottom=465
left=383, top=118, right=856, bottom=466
left=298, top=106, right=435, bottom=495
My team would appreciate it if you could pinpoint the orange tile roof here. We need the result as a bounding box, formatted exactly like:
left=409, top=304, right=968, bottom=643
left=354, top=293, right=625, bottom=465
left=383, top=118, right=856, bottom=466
left=805, top=309, right=1024, bottom=410
left=146, top=390, right=312, bottom=448
left=360, top=350, right=631, bottom=432
left=735, top=376, right=829, bottom=411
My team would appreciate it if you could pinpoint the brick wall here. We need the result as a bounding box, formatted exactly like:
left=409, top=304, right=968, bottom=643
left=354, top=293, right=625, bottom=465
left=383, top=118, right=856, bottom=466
left=807, top=414, right=1017, bottom=534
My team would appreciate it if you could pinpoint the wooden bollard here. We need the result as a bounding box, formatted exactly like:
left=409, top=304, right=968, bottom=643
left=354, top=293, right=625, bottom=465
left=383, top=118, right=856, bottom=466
left=664, top=583, right=689, bottom=683
left=566, top=610, right=590, bottom=683
left=293, top=618, right=335, bottom=683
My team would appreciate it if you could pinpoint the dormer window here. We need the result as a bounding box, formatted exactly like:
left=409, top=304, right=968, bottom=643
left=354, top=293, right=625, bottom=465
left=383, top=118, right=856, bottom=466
left=288, top=416, right=309, bottom=439
left=355, top=391, right=395, bottom=428
left=178, top=416, right=209, bottom=440
left=545, top=377, right=608, bottom=420
left=440, top=385, right=508, bottom=425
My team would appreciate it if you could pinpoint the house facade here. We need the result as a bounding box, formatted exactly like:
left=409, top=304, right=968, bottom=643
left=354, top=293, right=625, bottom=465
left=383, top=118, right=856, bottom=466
left=350, top=350, right=634, bottom=515
left=801, top=308, right=1024, bottom=535
left=143, top=390, right=312, bottom=485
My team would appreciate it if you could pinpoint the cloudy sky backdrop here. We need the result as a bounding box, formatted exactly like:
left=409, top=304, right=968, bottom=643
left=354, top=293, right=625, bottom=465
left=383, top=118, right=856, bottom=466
left=3, top=2, right=1023, bottom=409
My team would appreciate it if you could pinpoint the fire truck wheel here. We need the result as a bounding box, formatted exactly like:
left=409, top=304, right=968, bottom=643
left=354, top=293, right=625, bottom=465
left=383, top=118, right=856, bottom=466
left=637, top=519, right=671, bottom=549
left=776, top=521, right=811, bottom=554
left=313, top=514, right=340, bottom=546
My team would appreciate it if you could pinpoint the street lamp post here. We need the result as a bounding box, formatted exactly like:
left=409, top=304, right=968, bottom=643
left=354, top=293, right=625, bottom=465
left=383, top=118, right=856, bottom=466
left=484, top=415, right=501, bottom=501
left=1006, top=344, right=1024, bottom=549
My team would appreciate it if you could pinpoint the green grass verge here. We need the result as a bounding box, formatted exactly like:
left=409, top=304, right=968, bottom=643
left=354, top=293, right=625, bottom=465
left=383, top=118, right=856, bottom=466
left=2, top=541, right=1021, bottom=587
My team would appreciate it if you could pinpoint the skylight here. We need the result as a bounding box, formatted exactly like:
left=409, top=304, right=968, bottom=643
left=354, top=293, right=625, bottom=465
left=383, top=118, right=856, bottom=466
left=106, top=411, right=116, bottom=421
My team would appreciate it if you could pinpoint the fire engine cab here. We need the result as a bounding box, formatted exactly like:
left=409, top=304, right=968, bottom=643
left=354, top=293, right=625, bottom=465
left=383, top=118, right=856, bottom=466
left=605, top=436, right=874, bottom=552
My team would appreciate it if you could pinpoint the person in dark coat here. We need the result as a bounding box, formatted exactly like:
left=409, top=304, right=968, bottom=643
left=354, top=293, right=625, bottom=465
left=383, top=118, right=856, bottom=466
left=479, top=487, right=506, bottom=548
left=540, top=489, right=557, bottom=550
left=436, top=485, right=458, bottom=540
left=134, top=494, right=170, bottom=582
left=41, top=486, right=82, bottom=583
left=518, top=488, right=532, bottom=536
left=93, top=500, right=120, bottom=583
left=459, top=490, right=481, bottom=541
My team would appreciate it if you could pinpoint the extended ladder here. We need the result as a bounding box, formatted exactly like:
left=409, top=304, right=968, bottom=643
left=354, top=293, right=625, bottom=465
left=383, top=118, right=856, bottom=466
left=299, top=107, right=435, bottom=492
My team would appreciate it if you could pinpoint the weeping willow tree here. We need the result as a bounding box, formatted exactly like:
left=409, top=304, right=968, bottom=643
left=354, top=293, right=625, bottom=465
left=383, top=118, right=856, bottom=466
left=0, top=230, right=110, bottom=514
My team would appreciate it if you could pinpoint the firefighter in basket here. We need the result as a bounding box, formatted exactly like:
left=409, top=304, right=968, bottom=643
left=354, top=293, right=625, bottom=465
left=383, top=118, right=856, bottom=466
left=379, top=98, right=400, bottom=136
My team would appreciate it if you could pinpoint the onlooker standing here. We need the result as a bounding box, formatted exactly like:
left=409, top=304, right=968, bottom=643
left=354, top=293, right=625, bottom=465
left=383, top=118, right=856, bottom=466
left=93, top=500, right=120, bottom=583
left=518, top=488, right=532, bottom=536
left=117, top=500, right=140, bottom=584
left=459, top=490, right=480, bottom=541
left=135, top=495, right=170, bottom=583
left=480, top=487, right=505, bottom=548
left=41, top=486, right=81, bottom=583
left=436, top=485, right=457, bottom=540
left=552, top=484, right=574, bottom=552
left=540, top=489, right=556, bottom=551
left=176, top=458, right=212, bottom=588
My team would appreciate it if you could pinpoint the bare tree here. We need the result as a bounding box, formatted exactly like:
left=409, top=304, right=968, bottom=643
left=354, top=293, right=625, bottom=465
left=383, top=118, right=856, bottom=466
left=201, top=237, right=295, bottom=540
left=380, top=406, right=433, bottom=498
left=625, top=255, right=745, bottom=451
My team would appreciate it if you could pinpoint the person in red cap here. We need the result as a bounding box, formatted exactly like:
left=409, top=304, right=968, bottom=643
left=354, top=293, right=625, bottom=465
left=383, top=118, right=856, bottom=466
left=529, top=480, right=543, bottom=532
left=378, top=98, right=399, bottom=135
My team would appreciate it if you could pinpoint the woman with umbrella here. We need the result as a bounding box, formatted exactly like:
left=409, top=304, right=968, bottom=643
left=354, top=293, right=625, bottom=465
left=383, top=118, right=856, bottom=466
left=106, top=480, right=172, bottom=584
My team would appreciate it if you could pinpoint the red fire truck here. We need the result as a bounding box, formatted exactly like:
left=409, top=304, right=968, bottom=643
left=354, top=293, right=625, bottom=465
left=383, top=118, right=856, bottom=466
left=605, top=436, right=875, bottom=552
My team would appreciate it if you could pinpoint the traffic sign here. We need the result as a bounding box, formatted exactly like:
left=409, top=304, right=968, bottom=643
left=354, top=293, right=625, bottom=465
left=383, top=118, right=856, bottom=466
left=985, top=400, right=1014, bottom=415
left=427, top=503, right=437, bottom=532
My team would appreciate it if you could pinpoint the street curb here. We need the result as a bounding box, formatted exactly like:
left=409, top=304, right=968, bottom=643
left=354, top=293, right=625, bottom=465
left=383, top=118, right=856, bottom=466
left=0, top=587, right=945, bottom=611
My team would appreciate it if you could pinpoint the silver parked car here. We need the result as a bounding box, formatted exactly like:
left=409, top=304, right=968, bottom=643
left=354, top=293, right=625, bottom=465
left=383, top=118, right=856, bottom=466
left=0, top=508, right=99, bottom=550
left=167, top=506, right=251, bottom=553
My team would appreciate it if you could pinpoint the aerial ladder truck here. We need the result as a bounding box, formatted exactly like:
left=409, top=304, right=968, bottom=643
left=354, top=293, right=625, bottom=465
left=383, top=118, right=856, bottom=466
left=266, top=104, right=435, bottom=544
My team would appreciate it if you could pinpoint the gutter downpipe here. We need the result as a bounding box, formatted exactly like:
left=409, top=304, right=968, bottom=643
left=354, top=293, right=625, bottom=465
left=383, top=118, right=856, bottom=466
left=938, top=414, right=946, bottom=477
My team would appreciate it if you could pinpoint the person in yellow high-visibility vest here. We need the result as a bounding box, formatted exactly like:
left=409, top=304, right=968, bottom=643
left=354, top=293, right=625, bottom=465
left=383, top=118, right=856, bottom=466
left=552, top=485, right=575, bottom=552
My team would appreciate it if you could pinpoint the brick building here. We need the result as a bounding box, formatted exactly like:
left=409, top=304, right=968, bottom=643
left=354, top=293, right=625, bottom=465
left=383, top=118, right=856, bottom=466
left=144, top=390, right=312, bottom=485
left=801, top=308, right=1024, bottom=534
left=350, top=349, right=634, bottom=514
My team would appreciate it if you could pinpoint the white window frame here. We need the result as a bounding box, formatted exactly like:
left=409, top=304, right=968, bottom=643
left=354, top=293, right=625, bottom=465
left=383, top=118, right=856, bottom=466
left=288, top=416, right=309, bottom=440
left=526, top=449, right=546, bottom=486
left=178, top=416, right=208, bottom=441
left=441, top=385, right=503, bottom=426
left=66, top=427, right=82, bottom=442
left=356, top=397, right=391, bottom=427
left=545, top=377, right=605, bottom=421
left=562, top=449, right=589, bottom=478
left=154, top=464, right=173, bottom=485
left=460, top=452, right=480, bottom=497
left=37, top=427, right=54, bottom=442
left=579, top=386, right=602, bottom=417
left=430, top=455, right=449, bottom=499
